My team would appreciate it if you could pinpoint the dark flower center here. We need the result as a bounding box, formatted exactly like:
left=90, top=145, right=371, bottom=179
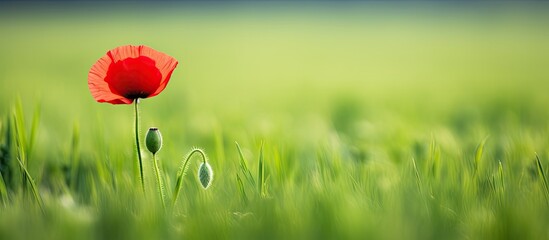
left=105, top=56, right=162, bottom=99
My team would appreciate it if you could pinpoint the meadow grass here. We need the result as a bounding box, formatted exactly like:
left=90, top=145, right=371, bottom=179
left=1, top=3, right=549, bottom=239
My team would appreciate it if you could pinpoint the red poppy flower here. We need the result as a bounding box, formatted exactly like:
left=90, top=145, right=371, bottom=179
left=88, top=45, right=178, bottom=104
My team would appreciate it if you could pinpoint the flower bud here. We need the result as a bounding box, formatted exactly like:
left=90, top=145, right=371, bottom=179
left=198, top=162, right=213, bottom=189
left=145, top=127, right=162, bottom=154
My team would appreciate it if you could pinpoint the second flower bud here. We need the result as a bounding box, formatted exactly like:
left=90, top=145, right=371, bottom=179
left=145, top=127, right=163, bottom=154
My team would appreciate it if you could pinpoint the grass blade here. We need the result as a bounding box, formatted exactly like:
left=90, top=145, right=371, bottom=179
left=69, top=123, right=80, bottom=191
left=12, top=112, right=27, bottom=189
left=535, top=154, right=549, bottom=203
left=0, top=116, right=13, bottom=190
left=15, top=156, right=43, bottom=212
left=26, top=101, right=41, bottom=162
left=11, top=103, right=43, bottom=211
left=412, top=158, right=423, bottom=193
left=498, top=161, right=505, bottom=192
left=429, top=136, right=440, bottom=179
left=0, top=171, right=8, bottom=205
left=235, top=142, right=255, bottom=187
left=412, top=158, right=430, bottom=215
left=257, top=142, right=264, bottom=196
left=13, top=98, right=27, bottom=164
left=236, top=173, right=248, bottom=204
left=474, top=136, right=489, bottom=177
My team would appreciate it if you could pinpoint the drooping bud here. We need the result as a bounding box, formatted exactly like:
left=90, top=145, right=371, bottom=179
left=145, top=127, right=162, bottom=154
left=198, top=162, right=213, bottom=189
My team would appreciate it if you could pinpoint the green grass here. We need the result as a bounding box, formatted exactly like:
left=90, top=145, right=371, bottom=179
left=1, top=3, right=549, bottom=239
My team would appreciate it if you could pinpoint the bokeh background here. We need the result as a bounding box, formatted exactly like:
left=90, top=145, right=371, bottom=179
left=1, top=2, right=549, bottom=239
left=1, top=2, right=548, bottom=154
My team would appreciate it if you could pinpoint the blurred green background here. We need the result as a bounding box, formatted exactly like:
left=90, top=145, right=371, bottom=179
left=1, top=2, right=549, bottom=239
left=1, top=3, right=548, bottom=145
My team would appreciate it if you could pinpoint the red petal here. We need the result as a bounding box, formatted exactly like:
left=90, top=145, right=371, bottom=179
left=106, top=45, right=142, bottom=62
left=88, top=54, right=133, bottom=104
left=139, top=46, right=179, bottom=97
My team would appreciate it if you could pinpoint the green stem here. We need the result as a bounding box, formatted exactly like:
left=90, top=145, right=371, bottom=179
left=153, top=154, right=166, bottom=210
left=134, top=99, right=145, bottom=193
left=172, top=149, right=207, bottom=207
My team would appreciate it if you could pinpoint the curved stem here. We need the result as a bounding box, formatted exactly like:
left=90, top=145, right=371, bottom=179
left=172, top=148, right=207, bottom=207
left=134, top=99, right=145, bottom=193
left=152, top=154, right=166, bottom=210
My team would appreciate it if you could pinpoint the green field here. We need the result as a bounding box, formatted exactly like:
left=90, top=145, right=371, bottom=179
left=1, top=3, right=549, bottom=239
